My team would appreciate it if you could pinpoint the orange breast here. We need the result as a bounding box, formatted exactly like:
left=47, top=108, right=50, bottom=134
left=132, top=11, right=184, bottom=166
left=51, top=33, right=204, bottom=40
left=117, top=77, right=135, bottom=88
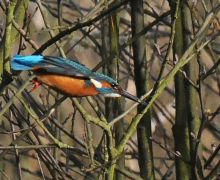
left=37, top=74, right=99, bottom=96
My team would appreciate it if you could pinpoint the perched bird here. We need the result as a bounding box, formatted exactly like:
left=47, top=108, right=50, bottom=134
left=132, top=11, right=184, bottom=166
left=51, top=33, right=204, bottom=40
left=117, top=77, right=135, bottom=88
left=11, top=55, right=144, bottom=104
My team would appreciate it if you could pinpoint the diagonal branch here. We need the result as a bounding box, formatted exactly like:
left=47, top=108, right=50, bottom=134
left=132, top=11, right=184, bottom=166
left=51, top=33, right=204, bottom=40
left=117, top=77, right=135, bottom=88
left=116, top=7, right=219, bottom=155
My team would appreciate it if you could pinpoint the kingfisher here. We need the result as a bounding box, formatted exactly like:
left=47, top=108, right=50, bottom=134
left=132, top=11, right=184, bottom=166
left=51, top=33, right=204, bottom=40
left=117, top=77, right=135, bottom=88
left=11, top=55, right=144, bottom=104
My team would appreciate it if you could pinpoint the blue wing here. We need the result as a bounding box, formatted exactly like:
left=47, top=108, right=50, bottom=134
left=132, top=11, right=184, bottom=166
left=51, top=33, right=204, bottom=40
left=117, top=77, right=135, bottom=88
left=12, top=55, right=94, bottom=78
left=11, top=55, right=118, bottom=84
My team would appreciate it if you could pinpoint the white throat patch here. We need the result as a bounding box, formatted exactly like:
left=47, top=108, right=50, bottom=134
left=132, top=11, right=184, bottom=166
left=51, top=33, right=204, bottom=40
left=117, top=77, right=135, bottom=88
left=90, top=78, right=102, bottom=88
left=104, top=93, right=121, bottom=97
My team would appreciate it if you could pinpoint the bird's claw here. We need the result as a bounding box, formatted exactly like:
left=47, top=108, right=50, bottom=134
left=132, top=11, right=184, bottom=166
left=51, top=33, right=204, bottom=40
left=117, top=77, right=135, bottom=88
left=29, top=79, right=41, bottom=92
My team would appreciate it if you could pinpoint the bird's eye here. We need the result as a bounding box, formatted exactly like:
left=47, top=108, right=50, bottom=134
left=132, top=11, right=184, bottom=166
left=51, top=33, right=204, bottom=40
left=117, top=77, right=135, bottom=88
left=112, top=84, right=119, bottom=90
left=112, top=85, right=123, bottom=94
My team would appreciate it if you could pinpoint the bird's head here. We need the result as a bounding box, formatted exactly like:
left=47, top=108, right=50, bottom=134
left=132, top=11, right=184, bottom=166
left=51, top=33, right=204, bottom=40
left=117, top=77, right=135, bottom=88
left=90, top=78, right=143, bottom=104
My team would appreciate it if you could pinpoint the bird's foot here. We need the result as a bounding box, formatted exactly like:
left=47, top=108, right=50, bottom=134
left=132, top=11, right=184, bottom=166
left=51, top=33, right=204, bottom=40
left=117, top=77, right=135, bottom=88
left=29, top=78, right=41, bottom=92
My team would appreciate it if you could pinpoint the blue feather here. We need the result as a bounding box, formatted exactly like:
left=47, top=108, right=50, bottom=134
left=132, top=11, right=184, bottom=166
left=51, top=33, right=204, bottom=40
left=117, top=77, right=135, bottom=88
left=11, top=55, right=118, bottom=85
left=94, top=72, right=117, bottom=85
left=12, top=55, right=44, bottom=70
left=97, top=87, right=114, bottom=94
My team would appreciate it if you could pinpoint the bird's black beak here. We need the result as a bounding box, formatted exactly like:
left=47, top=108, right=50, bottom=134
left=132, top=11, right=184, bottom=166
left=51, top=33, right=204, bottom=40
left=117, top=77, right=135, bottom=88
left=119, top=89, right=147, bottom=106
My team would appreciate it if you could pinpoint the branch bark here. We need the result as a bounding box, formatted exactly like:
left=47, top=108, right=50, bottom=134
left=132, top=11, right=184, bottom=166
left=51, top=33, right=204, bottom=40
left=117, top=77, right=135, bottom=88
left=0, top=0, right=29, bottom=91
left=131, top=0, right=154, bottom=179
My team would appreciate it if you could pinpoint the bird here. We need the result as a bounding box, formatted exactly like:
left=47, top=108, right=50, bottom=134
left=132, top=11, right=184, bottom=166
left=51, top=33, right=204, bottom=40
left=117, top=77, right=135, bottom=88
left=11, top=55, right=144, bottom=104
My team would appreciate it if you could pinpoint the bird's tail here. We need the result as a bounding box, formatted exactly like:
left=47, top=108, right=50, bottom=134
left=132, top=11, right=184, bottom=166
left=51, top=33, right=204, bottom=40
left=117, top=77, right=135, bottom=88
left=11, top=55, right=44, bottom=70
